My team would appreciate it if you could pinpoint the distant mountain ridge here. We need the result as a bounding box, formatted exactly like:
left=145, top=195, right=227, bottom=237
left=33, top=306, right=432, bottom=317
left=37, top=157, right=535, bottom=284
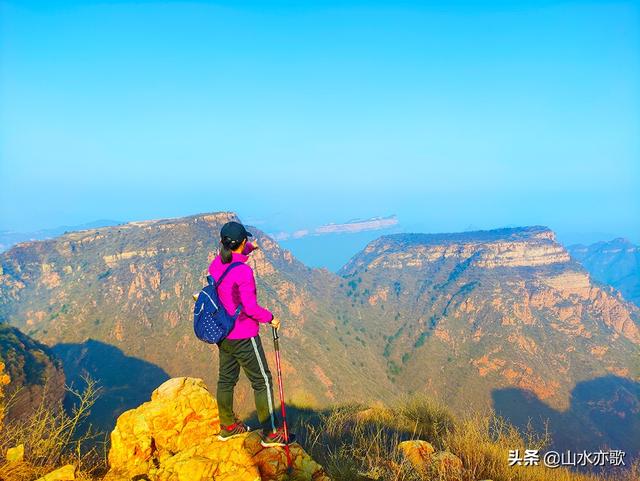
left=0, top=220, right=122, bottom=253
left=0, top=213, right=638, bottom=459
left=272, top=214, right=398, bottom=241
left=569, top=238, right=640, bottom=307
left=360, top=225, right=554, bottom=245
left=340, top=226, right=570, bottom=272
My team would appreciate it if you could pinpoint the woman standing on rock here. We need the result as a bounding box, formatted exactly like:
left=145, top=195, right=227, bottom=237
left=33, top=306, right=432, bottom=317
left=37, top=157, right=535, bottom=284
left=208, top=221, right=293, bottom=447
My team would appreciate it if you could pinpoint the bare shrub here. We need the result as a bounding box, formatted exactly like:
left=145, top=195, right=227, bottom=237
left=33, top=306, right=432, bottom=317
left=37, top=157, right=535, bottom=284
left=0, top=376, right=106, bottom=481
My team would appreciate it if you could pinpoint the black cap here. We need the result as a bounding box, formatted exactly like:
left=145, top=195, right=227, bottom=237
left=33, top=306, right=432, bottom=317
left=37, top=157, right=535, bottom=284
left=220, top=221, right=252, bottom=243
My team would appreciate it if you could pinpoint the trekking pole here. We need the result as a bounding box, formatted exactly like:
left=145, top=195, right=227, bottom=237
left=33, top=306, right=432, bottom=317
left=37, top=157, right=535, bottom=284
left=271, top=325, right=293, bottom=472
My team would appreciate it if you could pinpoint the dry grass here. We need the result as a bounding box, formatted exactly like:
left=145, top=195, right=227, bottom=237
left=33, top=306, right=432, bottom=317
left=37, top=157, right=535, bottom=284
left=300, top=403, right=422, bottom=481
left=443, top=413, right=639, bottom=481
left=297, top=396, right=639, bottom=481
left=0, top=376, right=106, bottom=481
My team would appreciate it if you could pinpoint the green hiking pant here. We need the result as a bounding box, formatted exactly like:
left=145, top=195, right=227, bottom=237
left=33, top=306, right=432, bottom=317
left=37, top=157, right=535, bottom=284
left=217, top=335, right=279, bottom=433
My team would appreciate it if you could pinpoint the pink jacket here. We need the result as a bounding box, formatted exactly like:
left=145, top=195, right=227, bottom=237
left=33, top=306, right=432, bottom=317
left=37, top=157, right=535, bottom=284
left=208, top=251, right=273, bottom=339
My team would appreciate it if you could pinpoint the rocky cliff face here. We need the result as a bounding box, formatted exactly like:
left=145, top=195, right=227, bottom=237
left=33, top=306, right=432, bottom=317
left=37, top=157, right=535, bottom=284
left=340, top=227, right=639, bottom=401
left=342, top=226, right=569, bottom=272
left=569, top=238, right=640, bottom=307
left=0, top=324, right=65, bottom=420
left=337, top=227, right=640, bottom=456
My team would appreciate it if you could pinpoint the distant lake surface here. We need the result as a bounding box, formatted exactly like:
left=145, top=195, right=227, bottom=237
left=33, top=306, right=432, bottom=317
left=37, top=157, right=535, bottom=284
left=280, top=229, right=398, bottom=272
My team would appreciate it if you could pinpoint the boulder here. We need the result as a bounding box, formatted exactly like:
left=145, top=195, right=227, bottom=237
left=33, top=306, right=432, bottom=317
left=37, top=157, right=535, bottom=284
left=429, top=451, right=463, bottom=480
left=398, top=440, right=435, bottom=470
left=105, top=377, right=330, bottom=481
left=35, top=464, right=76, bottom=481
left=6, top=443, right=25, bottom=463
left=397, top=441, right=462, bottom=481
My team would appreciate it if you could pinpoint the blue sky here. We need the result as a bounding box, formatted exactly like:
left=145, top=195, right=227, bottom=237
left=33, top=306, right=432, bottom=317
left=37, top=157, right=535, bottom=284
left=1, top=0, right=638, bottom=244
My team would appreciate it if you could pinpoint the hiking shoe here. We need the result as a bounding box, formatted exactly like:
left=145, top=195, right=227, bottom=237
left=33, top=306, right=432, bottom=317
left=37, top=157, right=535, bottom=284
left=260, top=427, right=296, bottom=447
left=217, top=421, right=250, bottom=441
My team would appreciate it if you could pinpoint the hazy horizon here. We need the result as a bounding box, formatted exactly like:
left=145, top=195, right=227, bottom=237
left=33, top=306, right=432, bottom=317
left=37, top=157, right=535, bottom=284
left=0, top=209, right=636, bottom=253
left=1, top=1, right=638, bottom=244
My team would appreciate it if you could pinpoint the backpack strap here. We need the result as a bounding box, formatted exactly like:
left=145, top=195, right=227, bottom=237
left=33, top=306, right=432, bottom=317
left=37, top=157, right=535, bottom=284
left=215, top=262, right=244, bottom=289
left=208, top=262, right=244, bottom=319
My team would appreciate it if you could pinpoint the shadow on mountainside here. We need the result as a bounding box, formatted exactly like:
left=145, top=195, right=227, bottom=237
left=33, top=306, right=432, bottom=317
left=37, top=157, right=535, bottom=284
left=52, top=339, right=170, bottom=433
left=492, top=375, right=640, bottom=465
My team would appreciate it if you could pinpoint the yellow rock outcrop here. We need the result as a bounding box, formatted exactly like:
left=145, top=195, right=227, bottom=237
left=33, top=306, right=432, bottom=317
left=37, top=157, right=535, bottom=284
left=6, top=444, right=25, bottom=463
left=398, top=440, right=435, bottom=475
left=105, top=377, right=330, bottom=481
left=35, top=464, right=76, bottom=481
left=398, top=440, right=463, bottom=481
